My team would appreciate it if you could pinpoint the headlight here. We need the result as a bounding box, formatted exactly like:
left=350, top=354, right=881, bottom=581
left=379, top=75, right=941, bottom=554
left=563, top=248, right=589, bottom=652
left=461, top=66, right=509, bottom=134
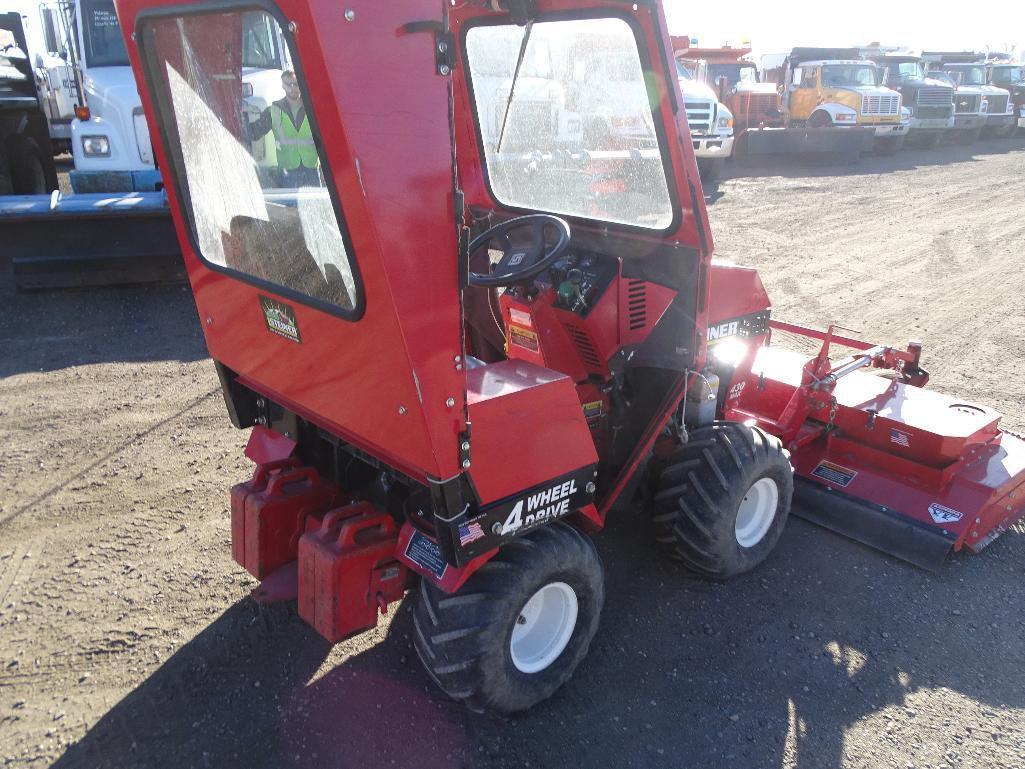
left=900, top=106, right=911, bottom=123
left=981, top=99, right=988, bottom=113
left=835, top=112, right=857, bottom=123
left=81, top=135, right=110, bottom=157
left=716, top=105, right=734, bottom=132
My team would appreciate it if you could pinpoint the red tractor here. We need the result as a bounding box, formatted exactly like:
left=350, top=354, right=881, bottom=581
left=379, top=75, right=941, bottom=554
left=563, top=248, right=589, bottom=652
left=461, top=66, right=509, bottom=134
left=115, top=0, right=1025, bottom=714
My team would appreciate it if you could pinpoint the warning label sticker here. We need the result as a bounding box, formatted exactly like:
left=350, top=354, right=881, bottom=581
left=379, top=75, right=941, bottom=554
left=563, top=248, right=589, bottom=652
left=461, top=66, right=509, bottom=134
left=928, top=503, right=963, bottom=525
left=404, top=531, right=447, bottom=580
left=811, top=460, right=857, bottom=488
left=582, top=400, right=604, bottom=424
left=509, top=324, right=539, bottom=352
left=509, top=308, right=533, bottom=328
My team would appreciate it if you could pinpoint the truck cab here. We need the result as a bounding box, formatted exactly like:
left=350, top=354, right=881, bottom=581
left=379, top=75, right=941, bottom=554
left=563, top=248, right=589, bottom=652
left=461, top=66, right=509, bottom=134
left=938, top=62, right=1013, bottom=138
left=674, top=58, right=734, bottom=181
left=987, top=62, right=1024, bottom=134
left=870, top=53, right=955, bottom=146
left=922, top=55, right=1000, bottom=142
left=782, top=53, right=908, bottom=150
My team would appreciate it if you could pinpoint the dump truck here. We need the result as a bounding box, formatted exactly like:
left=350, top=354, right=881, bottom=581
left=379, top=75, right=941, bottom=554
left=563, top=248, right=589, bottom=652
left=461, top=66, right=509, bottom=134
left=678, top=44, right=785, bottom=134
left=0, top=11, right=58, bottom=194
left=672, top=54, right=734, bottom=182
left=114, top=0, right=1025, bottom=716
left=923, top=53, right=1003, bottom=142
left=780, top=48, right=909, bottom=154
left=987, top=60, right=1025, bottom=135
left=868, top=52, right=956, bottom=147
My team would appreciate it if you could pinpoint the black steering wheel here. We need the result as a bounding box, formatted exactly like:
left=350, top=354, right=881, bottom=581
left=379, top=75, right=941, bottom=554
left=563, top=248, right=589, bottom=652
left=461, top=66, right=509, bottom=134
left=468, top=214, right=571, bottom=288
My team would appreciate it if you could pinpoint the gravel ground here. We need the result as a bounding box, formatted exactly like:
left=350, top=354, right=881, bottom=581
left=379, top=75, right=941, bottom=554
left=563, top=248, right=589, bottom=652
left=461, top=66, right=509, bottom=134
left=2, top=137, right=1024, bottom=769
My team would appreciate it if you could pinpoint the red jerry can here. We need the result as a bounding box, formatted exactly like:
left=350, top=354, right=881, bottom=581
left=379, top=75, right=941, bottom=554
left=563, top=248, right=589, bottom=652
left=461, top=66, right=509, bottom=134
left=234, top=464, right=340, bottom=580
left=298, top=503, right=408, bottom=643
left=230, top=458, right=300, bottom=569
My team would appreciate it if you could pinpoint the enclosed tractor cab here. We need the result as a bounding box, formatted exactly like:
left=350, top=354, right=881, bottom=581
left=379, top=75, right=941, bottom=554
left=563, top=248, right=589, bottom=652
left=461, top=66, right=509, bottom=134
left=115, top=0, right=1025, bottom=714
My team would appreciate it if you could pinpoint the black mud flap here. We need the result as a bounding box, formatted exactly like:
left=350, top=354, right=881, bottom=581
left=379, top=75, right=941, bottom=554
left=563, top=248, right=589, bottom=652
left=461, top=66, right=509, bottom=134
left=5, top=193, right=184, bottom=291
left=792, top=478, right=956, bottom=572
left=741, top=127, right=874, bottom=161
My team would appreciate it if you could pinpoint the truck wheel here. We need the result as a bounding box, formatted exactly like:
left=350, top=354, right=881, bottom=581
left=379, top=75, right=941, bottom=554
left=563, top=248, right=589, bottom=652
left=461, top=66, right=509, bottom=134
left=10, top=140, right=48, bottom=195
left=808, top=111, right=832, bottom=128
left=697, top=157, right=724, bottom=183
left=413, top=522, right=603, bottom=714
left=652, top=421, right=793, bottom=579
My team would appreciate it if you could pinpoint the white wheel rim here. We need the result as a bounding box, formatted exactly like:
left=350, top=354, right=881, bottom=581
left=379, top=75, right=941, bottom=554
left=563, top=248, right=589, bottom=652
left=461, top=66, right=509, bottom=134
left=510, top=581, right=578, bottom=674
left=735, top=477, right=779, bottom=548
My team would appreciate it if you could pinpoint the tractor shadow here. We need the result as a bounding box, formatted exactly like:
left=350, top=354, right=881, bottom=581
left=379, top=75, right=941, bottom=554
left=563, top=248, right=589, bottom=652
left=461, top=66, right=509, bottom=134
left=0, top=275, right=205, bottom=377
left=50, top=513, right=1025, bottom=769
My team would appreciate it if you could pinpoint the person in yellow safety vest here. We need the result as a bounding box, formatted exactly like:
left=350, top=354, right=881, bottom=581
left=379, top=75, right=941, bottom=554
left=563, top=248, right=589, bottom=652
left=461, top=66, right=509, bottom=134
left=248, top=70, right=321, bottom=188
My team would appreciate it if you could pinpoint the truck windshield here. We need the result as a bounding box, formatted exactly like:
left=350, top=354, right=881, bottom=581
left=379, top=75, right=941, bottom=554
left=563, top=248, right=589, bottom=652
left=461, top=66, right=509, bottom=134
left=81, top=0, right=128, bottom=67
left=465, top=17, right=674, bottom=231
left=708, top=63, right=758, bottom=87
left=950, top=67, right=986, bottom=86
left=992, top=67, right=1023, bottom=85
left=821, top=65, right=879, bottom=87
left=888, top=61, right=924, bottom=79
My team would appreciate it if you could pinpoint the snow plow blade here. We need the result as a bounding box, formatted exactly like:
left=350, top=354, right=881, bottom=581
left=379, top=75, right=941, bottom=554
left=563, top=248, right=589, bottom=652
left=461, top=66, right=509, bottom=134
left=3, top=192, right=184, bottom=291
left=741, top=127, right=874, bottom=160
left=724, top=326, right=1025, bottom=571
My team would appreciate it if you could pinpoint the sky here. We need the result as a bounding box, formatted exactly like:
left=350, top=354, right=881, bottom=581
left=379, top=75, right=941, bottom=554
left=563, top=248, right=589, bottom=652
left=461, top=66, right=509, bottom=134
left=663, top=0, right=1025, bottom=65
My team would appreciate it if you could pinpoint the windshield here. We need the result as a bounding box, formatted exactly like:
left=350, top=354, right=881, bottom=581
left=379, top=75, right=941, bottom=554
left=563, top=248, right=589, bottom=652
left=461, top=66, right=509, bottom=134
left=465, top=17, right=674, bottom=231
left=992, top=66, right=1023, bottom=85
left=142, top=9, right=358, bottom=313
left=821, top=65, right=879, bottom=87
left=886, top=61, right=924, bottom=79
left=708, top=63, right=758, bottom=87
left=929, top=70, right=956, bottom=87
left=949, top=66, right=986, bottom=86
left=81, top=0, right=128, bottom=67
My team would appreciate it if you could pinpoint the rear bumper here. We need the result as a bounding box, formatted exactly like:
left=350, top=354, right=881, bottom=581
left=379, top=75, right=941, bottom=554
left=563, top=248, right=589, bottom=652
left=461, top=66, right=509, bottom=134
left=691, top=134, right=734, bottom=159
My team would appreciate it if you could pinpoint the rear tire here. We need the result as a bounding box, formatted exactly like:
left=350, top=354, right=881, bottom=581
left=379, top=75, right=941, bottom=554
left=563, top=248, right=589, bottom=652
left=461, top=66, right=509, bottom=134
left=652, top=421, right=793, bottom=579
left=413, top=522, right=603, bottom=714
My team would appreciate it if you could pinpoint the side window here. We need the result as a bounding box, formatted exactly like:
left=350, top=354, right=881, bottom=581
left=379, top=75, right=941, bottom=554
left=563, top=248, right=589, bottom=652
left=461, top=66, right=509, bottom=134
left=802, top=68, right=817, bottom=88
left=141, top=9, right=359, bottom=314
left=791, top=67, right=803, bottom=87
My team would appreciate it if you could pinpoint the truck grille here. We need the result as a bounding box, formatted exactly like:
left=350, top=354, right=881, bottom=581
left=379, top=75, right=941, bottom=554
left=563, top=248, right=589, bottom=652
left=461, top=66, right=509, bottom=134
left=917, top=88, right=953, bottom=107
left=916, top=105, right=952, bottom=119
left=862, top=94, right=900, bottom=115
left=955, top=94, right=981, bottom=114
left=684, top=101, right=714, bottom=134
left=988, top=94, right=1009, bottom=113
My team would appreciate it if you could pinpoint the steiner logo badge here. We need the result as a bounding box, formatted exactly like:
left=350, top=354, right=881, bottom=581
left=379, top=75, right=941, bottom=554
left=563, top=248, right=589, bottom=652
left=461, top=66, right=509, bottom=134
left=259, top=296, right=301, bottom=343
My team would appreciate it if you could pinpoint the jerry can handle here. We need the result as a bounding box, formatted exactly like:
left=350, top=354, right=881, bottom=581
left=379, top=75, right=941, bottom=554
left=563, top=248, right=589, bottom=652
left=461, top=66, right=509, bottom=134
left=265, top=466, right=320, bottom=496
left=317, top=503, right=374, bottom=536
left=251, top=457, right=301, bottom=487
left=337, top=515, right=396, bottom=548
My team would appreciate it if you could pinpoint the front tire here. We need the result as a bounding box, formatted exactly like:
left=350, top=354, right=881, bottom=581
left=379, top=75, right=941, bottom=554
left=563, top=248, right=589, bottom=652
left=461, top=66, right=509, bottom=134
left=808, top=111, right=832, bottom=128
left=652, top=421, right=793, bottom=579
left=697, top=157, right=725, bottom=183
left=10, top=140, right=48, bottom=195
left=413, top=523, right=603, bottom=714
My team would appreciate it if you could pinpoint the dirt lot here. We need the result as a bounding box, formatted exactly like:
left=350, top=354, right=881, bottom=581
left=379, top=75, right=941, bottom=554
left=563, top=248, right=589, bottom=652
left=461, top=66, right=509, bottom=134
left=2, top=138, right=1025, bottom=769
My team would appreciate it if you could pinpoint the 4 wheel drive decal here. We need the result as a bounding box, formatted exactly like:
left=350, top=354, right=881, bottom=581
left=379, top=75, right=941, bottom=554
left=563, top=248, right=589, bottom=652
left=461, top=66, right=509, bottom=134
left=448, top=465, right=597, bottom=560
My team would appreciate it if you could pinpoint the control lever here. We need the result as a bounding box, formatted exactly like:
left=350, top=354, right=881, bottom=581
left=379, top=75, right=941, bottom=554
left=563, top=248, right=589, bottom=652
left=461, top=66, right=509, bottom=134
left=558, top=269, right=588, bottom=312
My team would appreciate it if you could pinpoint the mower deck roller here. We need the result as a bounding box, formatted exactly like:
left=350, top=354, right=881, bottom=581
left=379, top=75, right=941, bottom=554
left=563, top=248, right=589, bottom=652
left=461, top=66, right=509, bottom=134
left=114, top=0, right=1025, bottom=716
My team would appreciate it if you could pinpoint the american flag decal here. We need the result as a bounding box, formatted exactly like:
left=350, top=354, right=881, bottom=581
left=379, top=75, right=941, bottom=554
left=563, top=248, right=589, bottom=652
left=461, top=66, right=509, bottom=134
left=890, top=429, right=911, bottom=448
left=458, top=521, right=485, bottom=546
